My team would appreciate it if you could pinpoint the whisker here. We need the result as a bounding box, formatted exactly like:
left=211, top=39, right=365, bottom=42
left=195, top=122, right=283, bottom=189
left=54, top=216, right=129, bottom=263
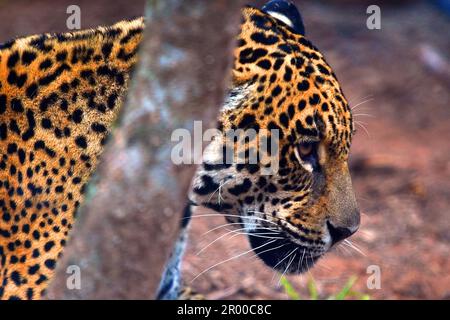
left=198, top=227, right=281, bottom=256
left=247, top=210, right=294, bottom=227
left=351, top=98, right=374, bottom=111
left=201, top=222, right=278, bottom=236
left=296, top=248, right=306, bottom=274
left=355, top=121, right=370, bottom=138
left=305, top=252, right=312, bottom=273
left=278, top=251, right=297, bottom=285
left=191, top=239, right=278, bottom=283
left=353, top=113, right=375, bottom=118
left=333, top=244, right=344, bottom=254
left=188, top=213, right=277, bottom=226
left=271, top=248, right=297, bottom=284
left=192, top=210, right=295, bottom=232
left=236, top=233, right=283, bottom=239
left=201, top=222, right=244, bottom=236
left=222, top=227, right=281, bottom=236
left=248, top=242, right=288, bottom=261
left=225, top=230, right=283, bottom=240
left=337, top=242, right=351, bottom=255
left=207, top=179, right=233, bottom=204
left=343, top=239, right=367, bottom=257
left=272, top=248, right=297, bottom=273
left=348, top=94, right=373, bottom=105
left=196, top=227, right=248, bottom=255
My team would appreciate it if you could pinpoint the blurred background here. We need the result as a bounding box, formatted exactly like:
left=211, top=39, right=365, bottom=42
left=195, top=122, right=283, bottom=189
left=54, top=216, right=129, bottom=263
left=1, top=0, right=448, bottom=299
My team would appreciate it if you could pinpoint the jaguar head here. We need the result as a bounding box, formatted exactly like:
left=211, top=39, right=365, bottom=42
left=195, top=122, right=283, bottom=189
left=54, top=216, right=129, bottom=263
left=190, top=0, right=359, bottom=274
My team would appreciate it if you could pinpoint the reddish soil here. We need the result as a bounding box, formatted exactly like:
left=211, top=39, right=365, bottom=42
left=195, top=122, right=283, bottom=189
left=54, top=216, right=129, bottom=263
left=0, top=0, right=448, bottom=299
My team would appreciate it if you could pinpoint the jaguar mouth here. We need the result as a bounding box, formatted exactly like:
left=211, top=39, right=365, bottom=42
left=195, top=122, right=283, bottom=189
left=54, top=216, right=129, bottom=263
left=248, top=231, right=321, bottom=274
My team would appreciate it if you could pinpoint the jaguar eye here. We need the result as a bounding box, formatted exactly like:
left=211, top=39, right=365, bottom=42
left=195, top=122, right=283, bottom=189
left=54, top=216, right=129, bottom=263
left=298, top=142, right=313, bottom=158
left=294, top=141, right=318, bottom=172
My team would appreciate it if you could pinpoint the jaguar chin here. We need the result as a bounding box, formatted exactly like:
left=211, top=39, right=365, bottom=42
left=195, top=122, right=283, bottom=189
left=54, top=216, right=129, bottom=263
left=249, top=233, right=322, bottom=274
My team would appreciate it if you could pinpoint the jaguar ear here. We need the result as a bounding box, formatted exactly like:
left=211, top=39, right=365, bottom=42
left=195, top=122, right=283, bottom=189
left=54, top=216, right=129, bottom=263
left=262, top=0, right=305, bottom=35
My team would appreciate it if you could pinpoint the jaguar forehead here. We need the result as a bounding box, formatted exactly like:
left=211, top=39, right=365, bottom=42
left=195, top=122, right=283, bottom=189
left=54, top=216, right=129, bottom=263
left=230, top=5, right=354, bottom=158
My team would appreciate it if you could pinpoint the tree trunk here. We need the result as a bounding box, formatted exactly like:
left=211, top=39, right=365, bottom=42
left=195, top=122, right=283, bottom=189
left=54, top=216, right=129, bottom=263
left=46, top=0, right=245, bottom=299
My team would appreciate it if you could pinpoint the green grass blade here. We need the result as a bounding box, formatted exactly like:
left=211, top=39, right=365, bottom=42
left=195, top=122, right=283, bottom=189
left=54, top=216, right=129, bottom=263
left=280, top=276, right=301, bottom=300
left=335, top=276, right=358, bottom=300
left=307, top=277, right=319, bottom=300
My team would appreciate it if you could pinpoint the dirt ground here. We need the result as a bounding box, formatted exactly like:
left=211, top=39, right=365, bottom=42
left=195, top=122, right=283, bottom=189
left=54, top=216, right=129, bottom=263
left=0, top=0, right=448, bottom=299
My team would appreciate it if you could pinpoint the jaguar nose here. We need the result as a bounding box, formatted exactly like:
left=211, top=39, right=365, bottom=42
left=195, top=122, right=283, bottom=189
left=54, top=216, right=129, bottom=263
left=326, top=220, right=358, bottom=246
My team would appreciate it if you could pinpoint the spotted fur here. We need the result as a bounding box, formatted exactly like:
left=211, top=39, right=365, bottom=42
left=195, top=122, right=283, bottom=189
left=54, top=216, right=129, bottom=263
left=0, top=18, right=143, bottom=299
left=189, top=4, right=359, bottom=276
left=0, top=1, right=359, bottom=300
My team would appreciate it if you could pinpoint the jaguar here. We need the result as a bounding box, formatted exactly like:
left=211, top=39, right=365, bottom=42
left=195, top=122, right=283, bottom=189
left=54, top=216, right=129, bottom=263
left=0, top=0, right=359, bottom=300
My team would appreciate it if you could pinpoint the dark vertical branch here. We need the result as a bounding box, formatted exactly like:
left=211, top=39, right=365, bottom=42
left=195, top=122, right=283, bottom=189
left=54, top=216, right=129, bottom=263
left=46, top=0, right=245, bottom=299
